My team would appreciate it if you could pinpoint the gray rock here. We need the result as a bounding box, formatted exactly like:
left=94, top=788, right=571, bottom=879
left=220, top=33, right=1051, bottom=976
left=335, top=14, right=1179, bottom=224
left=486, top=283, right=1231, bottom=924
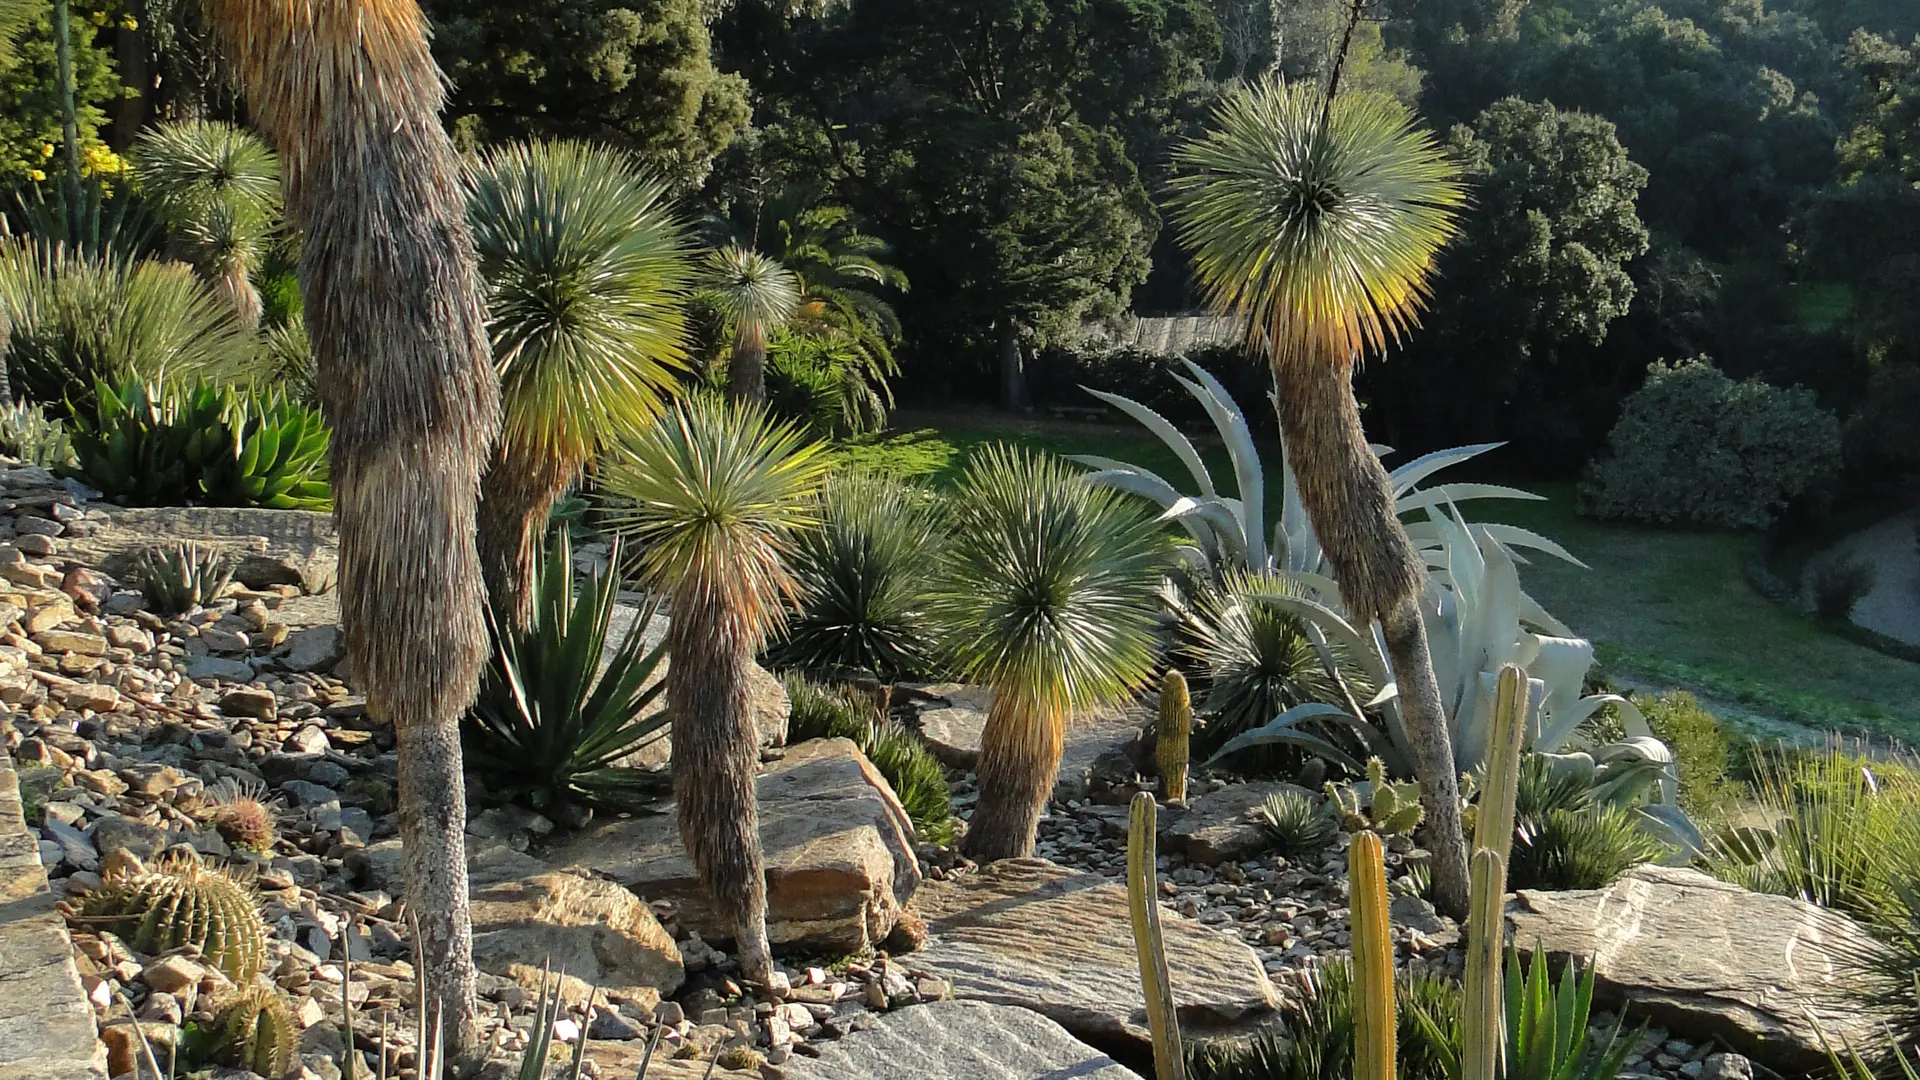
left=60, top=506, right=337, bottom=593
left=1161, top=781, right=1309, bottom=864
left=186, top=656, right=254, bottom=683
left=346, top=837, right=546, bottom=896
left=784, top=1000, right=1134, bottom=1080
left=548, top=738, right=919, bottom=954
left=586, top=1009, right=647, bottom=1041
left=88, top=815, right=171, bottom=862
left=911, top=858, right=1279, bottom=1052
left=279, top=780, right=340, bottom=807
left=1507, top=865, right=1891, bottom=1072
left=284, top=725, right=330, bottom=755
left=1701, top=1053, right=1753, bottom=1080
left=470, top=872, right=684, bottom=1006
left=281, top=625, right=344, bottom=673
left=40, top=816, right=97, bottom=871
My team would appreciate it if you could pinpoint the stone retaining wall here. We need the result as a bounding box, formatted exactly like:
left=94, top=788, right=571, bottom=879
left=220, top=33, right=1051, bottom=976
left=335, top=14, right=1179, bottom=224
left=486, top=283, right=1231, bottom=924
left=0, top=753, right=106, bottom=1080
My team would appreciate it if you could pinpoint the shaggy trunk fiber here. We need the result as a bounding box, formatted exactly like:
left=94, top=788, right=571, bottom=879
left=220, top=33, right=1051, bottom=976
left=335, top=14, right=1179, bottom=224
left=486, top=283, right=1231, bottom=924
left=961, top=697, right=1063, bottom=861
left=668, top=589, right=773, bottom=985
left=215, top=255, right=262, bottom=330
left=729, top=327, right=768, bottom=405
left=476, top=437, right=575, bottom=628
left=206, top=0, right=503, bottom=1059
left=1271, top=355, right=1470, bottom=918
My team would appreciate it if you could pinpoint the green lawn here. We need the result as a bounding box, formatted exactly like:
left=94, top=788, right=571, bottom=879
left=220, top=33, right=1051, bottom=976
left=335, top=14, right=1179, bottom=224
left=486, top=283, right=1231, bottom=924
left=868, top=408, right=1920, bottom=743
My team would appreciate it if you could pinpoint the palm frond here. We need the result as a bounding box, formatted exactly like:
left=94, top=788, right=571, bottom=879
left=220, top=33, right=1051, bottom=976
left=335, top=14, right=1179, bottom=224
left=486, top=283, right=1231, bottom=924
left=600, top=395, right=829, bottom=642
left=927, top=445, right=1168, bottom=717
left=467, top=140, right=693, bottom=465
left=1168, top=77, right=1464, bottom=370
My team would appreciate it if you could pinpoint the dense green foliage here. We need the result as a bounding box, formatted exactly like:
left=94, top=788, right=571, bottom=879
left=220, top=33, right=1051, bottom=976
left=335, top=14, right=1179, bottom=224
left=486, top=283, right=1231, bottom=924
left=0, top=0, right=122, bottom=188
left=1639, top=691, right=1738, bottom=815
left=1189, top=958, right=1461, bottom=1080
left=1582, top=357, right=1842, bottom=529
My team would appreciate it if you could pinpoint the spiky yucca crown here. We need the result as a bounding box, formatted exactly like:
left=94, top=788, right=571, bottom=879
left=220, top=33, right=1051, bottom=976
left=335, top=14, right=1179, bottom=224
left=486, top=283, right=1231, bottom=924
left=217, top=985, right=297, bottom=1077
left=76, top=854, right=269, bottom=983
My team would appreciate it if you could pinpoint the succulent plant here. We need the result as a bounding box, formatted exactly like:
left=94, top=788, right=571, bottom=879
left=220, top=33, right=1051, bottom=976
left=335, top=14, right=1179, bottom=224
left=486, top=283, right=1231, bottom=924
left=135, top=541, right=234, bottom=616
left=207, top=778, right=277, bottom=853
left=216, top=986, right=297, bottom=1076
left=1127, top=792, right=1185, bottom=1080
left=0, top=401, right=74, bottom=468
left=1350, top=828, right=1396, bottom=1080
left=1158, top=669, right=1192, bottom=804
left=1326, top=757, right=1424, bottom=836
left=74, top=854, right=269, bottom=983
left=1258, top=788, right=1337, bottom=854
left=194, top=387, right=331, bottom=510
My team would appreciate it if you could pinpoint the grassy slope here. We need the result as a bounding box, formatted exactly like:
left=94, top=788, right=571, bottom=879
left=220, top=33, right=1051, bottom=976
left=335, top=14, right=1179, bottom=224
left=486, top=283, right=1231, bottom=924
left=874, top=407, right=1920, bottom=742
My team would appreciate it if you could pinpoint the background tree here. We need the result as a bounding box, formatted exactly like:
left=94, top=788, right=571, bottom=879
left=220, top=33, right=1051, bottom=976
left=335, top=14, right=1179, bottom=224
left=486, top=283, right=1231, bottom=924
left=701, top=244, right=799, bottom=404
left=425, top=0, right=749, bottom=191
left=207, top=0, right=502, bottom=1057
left=0, top=0, right=122, bottom=187
left=466, top=139, right=691, bottom=624
left=1169, top=78, right=1473, bottom=916
left=929, top=446, right=1166, bottom=860
left=1363, top=98, right=1650, bottom=463
left=605, top=396, right=828, bottom=986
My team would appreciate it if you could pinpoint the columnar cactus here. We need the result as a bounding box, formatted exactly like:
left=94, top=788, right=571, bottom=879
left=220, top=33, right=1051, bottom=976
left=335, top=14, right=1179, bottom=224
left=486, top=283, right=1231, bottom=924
left=75, top=854, right=269, bottom=983
left=217, top=986, right=297, bottom=1077
left=1349, top=828, right=1395, bottom=1080
left=1157, top=669, right=1192, bottom=804
left=1462, top=663, right=1530, bottom=1080
left=1126, top=792, right=1186, bottom=1080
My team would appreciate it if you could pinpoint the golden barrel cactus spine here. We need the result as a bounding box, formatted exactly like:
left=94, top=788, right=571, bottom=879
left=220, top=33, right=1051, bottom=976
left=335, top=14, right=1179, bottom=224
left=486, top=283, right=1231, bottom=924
left=1157, top=669, right=1192, bottom=804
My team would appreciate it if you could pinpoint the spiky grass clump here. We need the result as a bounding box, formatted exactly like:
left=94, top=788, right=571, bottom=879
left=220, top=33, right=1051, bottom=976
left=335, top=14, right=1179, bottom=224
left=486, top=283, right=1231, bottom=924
left=75, top=854, right=269, bottom=983
left=769, top=470, right=945, bottom=681
left=214, top=986, right=297, bottom=1076
left=782, top=675, right=954, bottom=844
left=135, top=541, right=234, bottom=616
left=1505, top=754, right=1660, bottom=891
left=1258, top=789, right=1337, bottom=855
left=1190, top=958, right=1460, bottom=1080
left=927, top=445, right=1168, bottom=860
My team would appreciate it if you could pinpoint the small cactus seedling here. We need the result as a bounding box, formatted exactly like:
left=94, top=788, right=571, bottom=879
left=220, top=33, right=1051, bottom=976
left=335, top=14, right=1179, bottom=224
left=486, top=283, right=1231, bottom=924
left=1325, top=757, right=1423, bottom=836
left=216, top=986, right=297, bottom=1077
left=207, top=778, right=278, bottom=854
left=74, top=853, right=269, bottom=983
left=1157, top=669, right=1192, bottom=804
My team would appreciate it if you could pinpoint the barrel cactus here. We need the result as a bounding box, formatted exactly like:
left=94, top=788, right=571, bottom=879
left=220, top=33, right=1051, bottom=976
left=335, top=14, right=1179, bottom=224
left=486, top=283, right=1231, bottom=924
left=1157, top=669, right=1192, bottom=804
left=216, top=986, right=297, bottom=1076
left=75, top=855, right=268, bottom=983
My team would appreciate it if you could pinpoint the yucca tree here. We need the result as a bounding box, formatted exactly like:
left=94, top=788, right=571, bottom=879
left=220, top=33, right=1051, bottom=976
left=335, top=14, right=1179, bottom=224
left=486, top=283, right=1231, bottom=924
left=1168, top=78, right=1471, bottom=915
left=702, top=245, right=800, bottom=405
left=129, top=121, right=282, bottom=327
left=930, top=446, right=1168, bottom=860
left=602, top=395, right=828, bottom=986
left=205, top=0, right=502, bottom=1059
left=466, top=139, right=693, bottom=625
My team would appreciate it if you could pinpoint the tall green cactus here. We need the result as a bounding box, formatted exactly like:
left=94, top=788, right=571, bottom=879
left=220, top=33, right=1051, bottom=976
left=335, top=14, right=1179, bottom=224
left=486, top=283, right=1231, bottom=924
left=1127, top=792, right=1186, bottom=1080
left=1350, top=828, right=1395, bottom=1080
left=1157, top=670, right=1192, bottom=804
left=1462, top=663, right=1530, bottom=1080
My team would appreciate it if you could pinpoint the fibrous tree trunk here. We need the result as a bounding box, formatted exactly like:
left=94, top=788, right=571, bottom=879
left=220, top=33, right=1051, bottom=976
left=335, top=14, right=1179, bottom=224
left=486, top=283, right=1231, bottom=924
left=668, top=588, right=773, bottom=985
left=1270, top=354, right=1470, bottom=919
left=728, top=324, right=767, bottom=405
left=476, top=437, right=575, bottom=628
left=205, top=0, right=502, bottom=1059
left=961, top=698, right=1062, bottom=861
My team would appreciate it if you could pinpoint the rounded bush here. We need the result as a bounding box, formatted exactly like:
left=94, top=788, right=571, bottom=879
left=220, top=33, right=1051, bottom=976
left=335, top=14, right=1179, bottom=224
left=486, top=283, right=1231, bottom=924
left=1581, top=357, right=1841, bottom=530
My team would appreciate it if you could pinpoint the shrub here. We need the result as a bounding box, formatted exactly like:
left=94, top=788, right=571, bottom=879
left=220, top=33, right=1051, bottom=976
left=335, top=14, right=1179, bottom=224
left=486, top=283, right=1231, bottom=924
left=463, top=533, right=669, bottom=820
left=67, top=378, right=331, bottom=509
left=768, top=471, right=944, bottom=681
left=1812, top=557, right=1877, bottom=621
left=0, top=239, right=256, bottom=413
left=1257, top=789, right=1337, bottom=855
left=765, top=330, right=893, bottom=437
left=1581, top=357, right=1842, bottom=530
left=1640, top=691, right=1737, bottom=816
left=782, top=675, right=954, bottom=844
left=0, top=401, right=71, bottom=467
left=1189, top=958, right=1460, bottom=1080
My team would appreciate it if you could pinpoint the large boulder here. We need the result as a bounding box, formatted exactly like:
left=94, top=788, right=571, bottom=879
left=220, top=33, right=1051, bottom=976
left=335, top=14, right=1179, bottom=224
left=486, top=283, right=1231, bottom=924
left=469, top=872, right=684, bottom=1008
left=909, top=683, right=1146, bottom=800
left=1506, top=865, right=1890, bottom=1072
left=606, top=602, right=788, bottom=767
left=785, top=1000, right=1135, bottom=1080
left=546, top=738, right=919, bottom=954
left=1161, top=781, right=1310, bottom=865
left=61, top=506, right=338, bottom=593
left=910, top=858, right=1279, bottom=1053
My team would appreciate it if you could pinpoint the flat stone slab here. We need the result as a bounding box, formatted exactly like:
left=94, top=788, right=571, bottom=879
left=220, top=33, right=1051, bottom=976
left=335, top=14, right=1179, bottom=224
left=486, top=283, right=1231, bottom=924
left=1161, top=781, right=1309, bottom=864
left=62, top=505, right=338, bottom=593
left=547, top=739, right=919, bottom=954
left=1507, top=865, right=1890, bottom=1072
left=910, top=858, right=1279, bottom=1052
left=0, top=755, right=108, bottom=1080
left=785, top=1000, right=1136, bottom=1080
left=910, top=683, right=1147, bottom=800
